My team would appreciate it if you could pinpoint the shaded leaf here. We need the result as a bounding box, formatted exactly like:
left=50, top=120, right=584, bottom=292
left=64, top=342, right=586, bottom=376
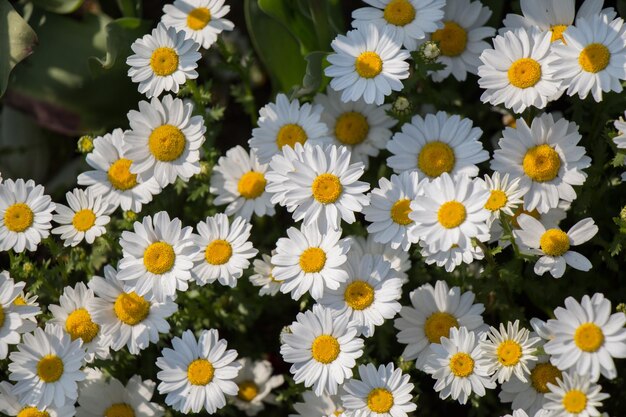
left=0, top=2, right=38, bottom=96
left=32, top=0, right=85, bottom=14
left=89, top=17, right=151, bottom=75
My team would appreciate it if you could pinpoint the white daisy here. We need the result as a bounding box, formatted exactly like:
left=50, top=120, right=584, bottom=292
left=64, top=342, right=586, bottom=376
left=156, top=329, right=242, bottom=414
left=265, top=142, right=308, bottom=209
left=231, top=358, right=284, bottom=416
left=126, top=22, right=201, bottom=98
left=544, top=372, right=609, bottom=417
left=514, top=214, right=598, bottom=278
left=479, top=28, right=561, bottom=113
left=0, top=271, right=33, bottom=359
left=281, top=305, right=365, bottom=396
left=249, top=253, right=282, bottom=296
left=11, top=287, right=40, bottom=334
left=349, top=235, right=411, bottom=283
left=363, top=171, right=423, bottom=250
left=161, top=0, right=234, bottom=50
left=491, top=114, right=591, bottom=213
left=314, top=87, right=396, bottom=167
left=477, top=172, right=526, bottom=225
left=8, top=324, right=86, bottom=408
left=125, top=94, right=206, bottom=187
left=424, top=327, right=496, bottom=405
left=552, top=14, right=626, bottom=102
left=0, top=178, right=55, bottom=253
left=190, top=213, right=257, bottom=288
left=48, top=283, right=110, bottom=363
left=419, top=240, right=485, bottom=273
left=386, top=111, right=489, bottom=179
left=341, top=363, right=416, bottom=417
left=210, top=145, right=274, bottom=220
left=290, top=391, right=345, bottom=417
left=544, top=293, right=626, bottom=381
left=77, top=129, right=161, bottom=213
left=51, top=188, right=111, bottom=247
left=318, top=254, right=403, bottom=337
left=118, top=211, right=195, bottom=302
left=272, top=223, right=350, bottom=300
left=394, top=280, right=486, bottom=368
left=249, top=93, right=330, bottom=164
left=613, top=114, right=626, bottom=181
left=0, top=381, right=76, bottom=417
left=88, top=265, right=177, bottom=355
left=325, top=24, right=410, bottom=105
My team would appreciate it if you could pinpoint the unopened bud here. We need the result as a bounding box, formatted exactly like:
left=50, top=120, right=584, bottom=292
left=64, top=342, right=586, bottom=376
left=77, top=135, right=94, bottom=154
left=392, top=96, right=412, bottom=116
left=419, top=41, right=440, bottom=62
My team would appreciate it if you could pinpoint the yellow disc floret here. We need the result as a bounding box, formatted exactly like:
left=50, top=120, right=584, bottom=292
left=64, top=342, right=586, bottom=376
left=344, top=280, right=375, bottom=311
left=522, top=144, right=561, bottom=182
left=37, top=354, right=64, bottom=383
left=65, top=308, right=100, bottom=343
left=187, top=7, right=211, bottom=30
left=311, top=335, right=340, bottom=364
left=539, top=229, right=570, bottom=257
left=497, top=340, right=523, bottom=366
left=563, top=390, right=588, bottom=414
left=0, top=306, right=4, bottom=328
left=150, top=47, right=179, bottom=77
left=367, top=388, right=395, bottom=413
left=108, top=158, right=138, bottom=191
left=17, top=408, right=49, bottom=417
left=311, top=173, right=343, bottom=204
left=205, top=239, right=233, bottom=265
left=148, top=124, right=186, bottom=162
left=508, top=58, right=542, bottom=89
left=4, top=203, right=34, bottom=233
left=530, top=362, right=562, bottom=393
left=431, top=21, right=468, bottom=57
left=335, top=112, right=370, bottom=145
left=104, top=403, right=135, bottom=417
left=579, top=43, right=610, bottom=73
left=449, top=352, right=474, bottom=377
left=143, top=241, right=176, bottom=274
left=72, top=209, right=96, bottom=232
left=237, top=381, right=259, bottom=402
left=238, top=171, right=267, bottom=199
left=551, top=24, right=568, bottom=43
left=299, top=247, right=327, bottom=273
left=485, top=190, right=508, bottom=212
left=355, top=52, right=383, bottom=79
left=574, top=323, right=605, bottom=352
left=187, top=358, right=215, bottom=385
left=114, top=292, right=150, bottom=325
left=424, top=312, right=459, bottom=343
left=417, top=141, right=455, bottom=178
left=390, top=199, right=413, bottom=225
left=383, top=0, right=416, bottom=26
left=276, top=124, right=308, bottom=149
left=437, top=201, right=467, bottom=229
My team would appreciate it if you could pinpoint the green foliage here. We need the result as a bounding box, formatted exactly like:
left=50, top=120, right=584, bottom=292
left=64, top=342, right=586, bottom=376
left=31, top=0, right=85, bottom=14
left=0, top=2, right=37, bottom=97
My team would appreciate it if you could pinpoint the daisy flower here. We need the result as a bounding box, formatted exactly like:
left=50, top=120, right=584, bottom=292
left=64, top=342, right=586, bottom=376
left=544, top=372, right=609, bottom=417
left=290, top=391, right=345, bottom=417
left=272, top=223, right=350, bottom=300
left=363, top=171, right=423, bottom=250
left=491, top=114, right=591, bottom=213
left=88, top=265, right=177, bottom=355
left=552, top=14, right=626, bottom=102
left=125, top=95, right=206, bottom=187
left=231, top=358, right=285, bottom=416
left=314, top=87, right=396, bottom=167
left=419, top=240, right=485, bottom=273
left=281, top=305, right=365, bottom=396
left=51, top=188, right=111, bottom=247
left=613, top=114, right=626, bottom=181
left=544, top=293, right=626, bottom=381
left=480, top=320, right=541, bottom=384
left=156, top=329, right=242, bottom=414
left=386, top=111, right=489, bottom=179
left=477, top=172, right=526, bottom=225
left=479, top=28, right=561, bottom=113
left=514, top=214, right=597, bottom=278
left=424, top=327, right=496, bottom=404
left=248, top=93, right=329, bottom=164
left=77, top=129, right=161, bottom=213
left=351, top=0, right=445, bottom=51
left=0, top=381, right=76, bottom=417
left=11, top=287, right=40, bottom=334
left=190, top=213, right=257, bottom=288
left=249, top=253, right=282, bottom=296
left=0, top=271, right=33, bottom=359
left=0, top=178, right=55, bottom=253
left=325, top=24, right=410, bottom=105
left=126, top=23, right=201, bottom=98
left=349, top=235, right=411, bottom=283
left=118, top=211, right=195, bottom=302
left=341, top=363, right=416, bottom=417
left=426, top=0, right=495, bottom=82
left=48, top=283, right=110, bottom=363
left=210, top=145, right=274, bottom=220
left=265, top=142, right=307, bottom=208
left=318, top=254, right=403, bottom=337
left=394, top=280, right=486, bottom=368
left=161, top=0, right=234, bottom=49
left=8, top=325, right=86, bottom=408
left=408, top=173, right=490, bottom=252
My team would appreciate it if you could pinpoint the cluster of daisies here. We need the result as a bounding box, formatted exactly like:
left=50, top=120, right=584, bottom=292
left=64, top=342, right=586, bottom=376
left=1, top=0, right=626, bottom=416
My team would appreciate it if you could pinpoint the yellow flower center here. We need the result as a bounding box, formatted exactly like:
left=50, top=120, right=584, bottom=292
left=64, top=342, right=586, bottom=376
left=497, top=340, right=523, bottom=366
left=4, top=203, right=34, bottom=232
left=484, top=190, right=508, bottom=212
left=150, top=47, right=179, bottom=76
left=530, top=362, right=562, bottom=393
left=237, top=380, right=259, bottom=402
left=333, top=411, right=343, bottom=416
left=37, top=354, right=64, bottom=383
left=417, top=141, right=456, bottom=178
left=311, top=173, right=343, bottom=204
left=539, top=229, right=570, bottom=257
left=383, top=0, right=416, bottom=26
left=237, top=171, right=267, bottom=199
left=187, top=7, right=211, bottom=30
left=0, top=305, right=4, bottom=328
left=143, top=241, right=176, bottom=274
left=563, top=390, right=588, bottom=414
left=104, top=403, right=135, bottom=417
left=148, top=124, right=186, bottom=162
left=390, top=199, right=413, bottom=225
left=187, top=358, right=215, bottom=385
left=17, top=408, right=49, bottom=417
left=114, top=292, right=150, bottom=326
left=299, top=247, right=327, bottom=273
left=108, top=158, right=138, bottom=191
left=449, top=352, right=474, bottom=377
left=335, top=111, right=370, bottom=145
left=424, top=312, right=459, bottom=343
left=355, top=51, right=383, bottom=79
left=14, top=296, right=27, bottom=306
left=508, top=58, right=542, bottom=89
left=431, top=21, right=468, bottom=57
left=65, top=308, right=100, bottom=343
left=574, top=323, right=605, bottom=352
left=551, top=24, right=569, bottom=43
left=579, top=43, right=610, bottom=73
left=204, top=239, right=233, bottom=265
left=367, top=388, right=395, bottom=413
left=344, top=280, right=375, bottom=310
left=522, top=144, right=561, bottom=182
left=437, top=201, right=467, bottom=229
left=311, top=334, right=340, bottom=364
left=276, top=123, right=308, bottom=149
left=72, top=209, right=96, bottom=232
left=510, top=206, right=540, bottom=228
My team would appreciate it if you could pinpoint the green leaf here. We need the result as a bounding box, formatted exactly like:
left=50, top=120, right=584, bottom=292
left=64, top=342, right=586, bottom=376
left=32, top=0, right=85, bottom=14
left=258, top=0, right=318, bottom=53
left=116, top=0, right=142, bottom=18
left=0, top=2, right=38, bottom=97
left=297, top=51, right=328, bottom=96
